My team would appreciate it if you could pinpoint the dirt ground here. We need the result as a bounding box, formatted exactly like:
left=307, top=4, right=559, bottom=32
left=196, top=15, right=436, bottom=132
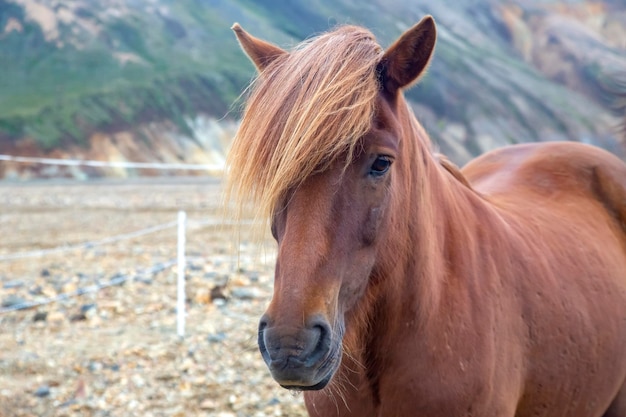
left=0, top=178, right=307, bottom=417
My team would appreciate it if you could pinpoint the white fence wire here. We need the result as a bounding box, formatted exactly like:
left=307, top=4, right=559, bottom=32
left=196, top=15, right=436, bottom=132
left=0, top=214, right=249, bottom=332
left=0, top=218, right=249, bottom=262
left=0, top=155, right=246, bottom=337
left=0, top=220, right=178, bottom=262
left=0, top=259, right=177, bottom=314
left=0, top=154, right=224, bottom=171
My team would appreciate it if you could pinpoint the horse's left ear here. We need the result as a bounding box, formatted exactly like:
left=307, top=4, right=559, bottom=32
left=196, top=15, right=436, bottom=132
left=232, top=23, right=287, bottom=72
left=377, top=15, right=437, bottom=94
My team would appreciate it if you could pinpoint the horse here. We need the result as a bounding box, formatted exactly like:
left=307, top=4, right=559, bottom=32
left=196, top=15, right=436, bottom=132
left=226, top=16, right=626, bottom=417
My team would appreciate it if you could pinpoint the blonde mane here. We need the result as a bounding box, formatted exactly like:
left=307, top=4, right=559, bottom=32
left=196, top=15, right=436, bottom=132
left=226, top=26, right=383, bottom=222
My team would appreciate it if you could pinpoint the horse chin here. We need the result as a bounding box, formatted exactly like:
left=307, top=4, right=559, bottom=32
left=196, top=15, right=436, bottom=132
left=280, top=373, right=333, bottom=391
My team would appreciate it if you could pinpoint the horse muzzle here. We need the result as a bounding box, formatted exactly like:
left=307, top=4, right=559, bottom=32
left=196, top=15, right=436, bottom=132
left=258, top=314, right=340, bottom=390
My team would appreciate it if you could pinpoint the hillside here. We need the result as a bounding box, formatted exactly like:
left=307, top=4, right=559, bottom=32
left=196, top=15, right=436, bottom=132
left=0, top=0, right=251, bottom=146
left=0, top=0, right=625, bottom=178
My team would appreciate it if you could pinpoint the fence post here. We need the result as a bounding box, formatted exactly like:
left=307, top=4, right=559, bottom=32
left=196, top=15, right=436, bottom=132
left=177, top=210, right=187, bottom=338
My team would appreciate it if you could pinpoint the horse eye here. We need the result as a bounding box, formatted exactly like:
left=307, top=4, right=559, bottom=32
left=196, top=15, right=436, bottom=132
left=369, top=156, right=392, bottom=177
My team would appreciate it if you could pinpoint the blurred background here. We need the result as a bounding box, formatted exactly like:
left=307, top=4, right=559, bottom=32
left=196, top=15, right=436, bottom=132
left=0, top=0, right=625, bottom=180
left=0, top=1, right=625, bottom=416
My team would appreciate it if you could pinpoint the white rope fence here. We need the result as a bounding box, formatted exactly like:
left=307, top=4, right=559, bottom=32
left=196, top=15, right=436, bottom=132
left=0, top=218, right=248, bottom=262
left=0, top=212, right=189, bottom=320
left=0, top=220, right=178, bottom=262
left=0, top=155, right=255, bottom=337
left=0, top=154, right=224, bottom=171
left=0, top=259, right=177, bottom=314
left=0, top=211, right=255, bottom=338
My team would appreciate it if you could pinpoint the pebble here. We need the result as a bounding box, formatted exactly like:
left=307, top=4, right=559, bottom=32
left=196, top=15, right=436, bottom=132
left=207, top=332, right=227, bottom=343
left=212, top=298, right=227, bottom=307
left=28, top=285, right=43, bottom=295
left=1, top=295, right=26, bottom=308
left=46, top=311, right=65, bottom=323
left=131, top=374, right=146, bottom=388
left=2, top=280, right=24, bottom=289
left=231, top=287, right=263, bottom=300
left=80, top=303, right=97, bottom=313
left=210, top=285, right=228, bottom=302
left=34, top=385, right=50, bottom=398
left=189, top=263, right=203, bottom=272
left=134, top=275, right=153, bottom=284
left=199, top=399, right=218, bottom=410
left=69, top=312, right=87, bottom=322
left=0, top=180, right=307, bottom=417
left=32, top=311, right=48, bottom=322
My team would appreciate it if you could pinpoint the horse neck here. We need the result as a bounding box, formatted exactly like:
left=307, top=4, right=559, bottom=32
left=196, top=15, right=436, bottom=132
left=376, top=101, right=482, bottom=332
left=338, top=103, right=484, bottom=392
left=336, top=100, right=495, bottom=395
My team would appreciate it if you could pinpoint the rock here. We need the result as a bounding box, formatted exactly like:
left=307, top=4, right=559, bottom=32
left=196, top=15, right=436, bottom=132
left=28, top=285, right=43, bottom=295
left=207, top=332, right=227, bottom=343
left=231, top=286, right=263, bottom=300
left=213, top=298, right=227, bottom=307
left=80, top=303, right=97, bottom=313
left=33, top=311, right=48, bottom=322
left=188, top=263, right=203, bottom=272
left=155, top=372, right=176, bottom=381
left=203, top=271, right=218, bottom=280
left=199, top=398, right=218, bottom=410
left=267, top=397, right=281, bottom=406
left=1, top=295, right=26, bottom=308
left=88, top=361, right=103, bottom=372
left=0, top=179, right=305, bottom=417
left=193, top=288, right=212, bottom=304
left=134, top=275, right=153, bottom=284
left=69, top=312, right=87, bottom=322
left=2, top=280, right=24, bottom=289
left=34, top=385, right=50, bottom=398
left=46, top=311, right=65, bottom=323
left=131, top=374, right=145, bottom=388
left=210, top=285, right=228, bottom=302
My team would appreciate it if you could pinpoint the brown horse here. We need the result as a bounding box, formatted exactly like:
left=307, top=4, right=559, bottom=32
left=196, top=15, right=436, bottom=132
left=227, top=16, right=626, bottom=417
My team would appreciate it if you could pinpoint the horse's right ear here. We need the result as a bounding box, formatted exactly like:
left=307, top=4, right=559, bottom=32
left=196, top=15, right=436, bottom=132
left=377, top=15, right=437, bottom=94
left=232, top=23, right=287, bottom=72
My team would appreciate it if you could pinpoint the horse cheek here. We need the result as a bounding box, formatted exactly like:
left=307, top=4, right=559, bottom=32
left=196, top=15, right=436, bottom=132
left=337, top=204, right=385, bottom=311
left=338, top=255, right=373, bottom=312
left=362, top=206, right=382, bottom=246
left=361, top=185, right=391, bottom=246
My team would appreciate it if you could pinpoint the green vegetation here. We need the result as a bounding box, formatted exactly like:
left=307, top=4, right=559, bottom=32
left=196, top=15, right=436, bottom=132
left=0, top=0, right=251, bottom=149
left=0, top=0, right=621, bottom=156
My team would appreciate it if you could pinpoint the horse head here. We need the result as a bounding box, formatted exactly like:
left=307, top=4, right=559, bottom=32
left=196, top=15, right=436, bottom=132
left=229, top=17, right=437, bottom=390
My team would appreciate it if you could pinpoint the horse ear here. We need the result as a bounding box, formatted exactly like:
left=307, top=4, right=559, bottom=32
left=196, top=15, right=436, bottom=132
left=232, top=23, right=287, bottom=72
left=377, top=15, right=437, bottom=94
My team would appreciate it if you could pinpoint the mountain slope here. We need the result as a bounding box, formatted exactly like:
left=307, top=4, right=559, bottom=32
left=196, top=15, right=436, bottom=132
left=0, top=0, right=624, bottom=177
left=0, top=0, right=251, bottom=147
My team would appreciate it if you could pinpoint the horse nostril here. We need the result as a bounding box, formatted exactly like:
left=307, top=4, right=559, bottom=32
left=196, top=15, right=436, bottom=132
left=306, top=317, right=332, bottom=366
left=258, top=315, right=271, bottom=364
left=309, top=316, right=331, bottom=338
left=259, top=315, right=269, bottom=332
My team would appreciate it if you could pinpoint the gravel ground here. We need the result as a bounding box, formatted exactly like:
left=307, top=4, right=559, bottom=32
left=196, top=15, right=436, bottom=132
left=0, top=178, right=307, bottom=417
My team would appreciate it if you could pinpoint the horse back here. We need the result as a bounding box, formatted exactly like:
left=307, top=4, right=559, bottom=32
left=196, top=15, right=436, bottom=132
left=462, top=141, right=626, bottom=235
